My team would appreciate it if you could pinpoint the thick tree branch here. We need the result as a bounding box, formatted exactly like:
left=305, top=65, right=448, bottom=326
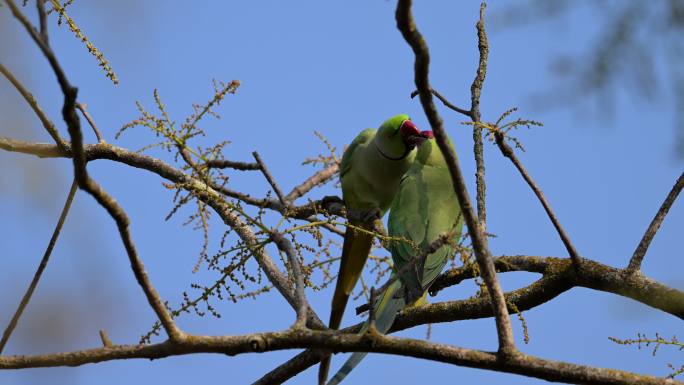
left=626, top=170, right=684, bottom=274
left=396, top=0, right=516, bottom=354
left=0, top=329, right=676, bottom=385
left=255, top=254, right=684, bottom=383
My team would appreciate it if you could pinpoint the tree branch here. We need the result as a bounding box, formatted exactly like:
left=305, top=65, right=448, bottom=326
left=494, top=132, right=583, bottom=267
left=6, top=0, right=184, bottom=342
left=0, top=329, right=675, bottom=385
left=270, top=232, right=308, bottom=327
left=0, top=179, right=77, bottom=353
left=253, top=151, right=289, bottom=205
left=0, top=62, right=67, bottom=150
left=76, top=102, right=104, bottom=143
left=471, top=2, right=489, bottom=230
left=626, top=170, right=684, bottom=274
left=396, top=0, right=516, bottom=355
left=285, top=163, right=339, bottom=203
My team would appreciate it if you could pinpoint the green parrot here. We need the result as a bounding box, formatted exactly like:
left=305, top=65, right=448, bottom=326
left=319, top=114, right=431, bottom=385
left=326, top=136, right=463, bottom=385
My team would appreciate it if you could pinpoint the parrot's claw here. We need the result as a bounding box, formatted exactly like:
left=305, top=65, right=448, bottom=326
left=346, top=207, right=381, bottom=223
left=362, top=207, right=382, bottom=223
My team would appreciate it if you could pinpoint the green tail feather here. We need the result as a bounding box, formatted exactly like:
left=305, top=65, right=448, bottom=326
left=326, top=280, right=405, bottom=385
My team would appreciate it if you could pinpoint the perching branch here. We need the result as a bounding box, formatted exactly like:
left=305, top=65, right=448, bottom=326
left=0, top=328, right=678, bottom=385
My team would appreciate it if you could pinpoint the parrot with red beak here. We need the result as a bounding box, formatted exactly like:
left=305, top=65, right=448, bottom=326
left=319, top=114, right=432, bottom=385
left=326, top=135, right=463, bottom=385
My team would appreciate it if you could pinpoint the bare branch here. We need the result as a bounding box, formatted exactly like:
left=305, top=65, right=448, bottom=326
left=6, top=0, right=183, bottom=341
left=270, top=232, right=307, bottom=327
left=0, top=329, right=675, bottom=385
left=36, top=0, right=48, bottom=43
left=203, top=159, right=260, bottom=170
left=252, top=350, right=323, bottom=385
left=396, top=0, right=516, bottom=355
left=253, top=151, right=289, bottom=205
left=98, top=330, right=113, bottom=348
left=76, top=102, right=105, bottom=143
left=0, top=179, right=77, bottom=354
left=410, top=88, right=470, bottom=117
left=0, top=62, right=66, bottom=150
left=256, top=254, right=684, bottom=383
left=494, top=132, right=582, bottom=267
left=626, top=170, right=684, bottom=274
left=471, top=2, right=489, bottom=230
left=285, top=163, right=339, bottom=202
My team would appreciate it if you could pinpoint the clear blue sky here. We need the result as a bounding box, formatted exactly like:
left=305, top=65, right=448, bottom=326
left=1, top=1, right=682, bottom=384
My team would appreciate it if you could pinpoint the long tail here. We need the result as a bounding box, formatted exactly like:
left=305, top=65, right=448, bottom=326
left=319, top=223, right=375, bottom=385
left=326, top=279, right=405, bottom=385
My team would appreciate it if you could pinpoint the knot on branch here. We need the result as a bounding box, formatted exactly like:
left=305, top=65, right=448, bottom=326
left=249, top=336, right=267, bottom=352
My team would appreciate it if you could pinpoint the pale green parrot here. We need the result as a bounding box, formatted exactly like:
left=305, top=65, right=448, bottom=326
left=327, top=136, right=463, bottom=385
left=319, top=114, right=431, bottom=385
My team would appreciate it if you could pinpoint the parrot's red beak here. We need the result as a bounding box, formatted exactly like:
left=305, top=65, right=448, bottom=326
left=400, top=120, right=427, bottom=148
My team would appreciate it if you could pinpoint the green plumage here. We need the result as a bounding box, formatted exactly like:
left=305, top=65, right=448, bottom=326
left=327, top=137, right=463, bottom=385
left=320, top=114, right=419, bottom=385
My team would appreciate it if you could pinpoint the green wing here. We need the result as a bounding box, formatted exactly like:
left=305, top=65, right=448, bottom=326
left=339, top=128, right=375, bottom=179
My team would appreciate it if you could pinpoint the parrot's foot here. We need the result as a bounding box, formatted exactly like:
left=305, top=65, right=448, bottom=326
left=347, top=207, right=382, bottom=224
left=404, top=287, right=428, bottom=307
left=319, top=195, right=346, bottom=214
left=362, top=207, right=382, bottom=223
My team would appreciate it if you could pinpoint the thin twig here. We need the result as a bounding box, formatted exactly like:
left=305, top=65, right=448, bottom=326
left=76, top=102, right=105, bottom=142
left=0, top=329, right=678, bottom=385
left=410, top=88, right=471, bottom=117
left=99, top=330, right=113, bottom=348
left=253, top=151, right=288, bottom=205
left=36, top=0, right=48, bottom=44
left=271, top=232, right=307, bottom=327
left=471, top=2, right=489, bottom=229
left=285, top=163, right=339, bottom=202
left=494, top=132, right=582, bottom=267
left=396, top=0, right=516, bottom=355
left=626, top=170, right=684, bottom=274
left=204, top=159, right=260, bottom=170
left=0, top=179, right=77, bottom=354
left=0, top=62, right=67, bottom=150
